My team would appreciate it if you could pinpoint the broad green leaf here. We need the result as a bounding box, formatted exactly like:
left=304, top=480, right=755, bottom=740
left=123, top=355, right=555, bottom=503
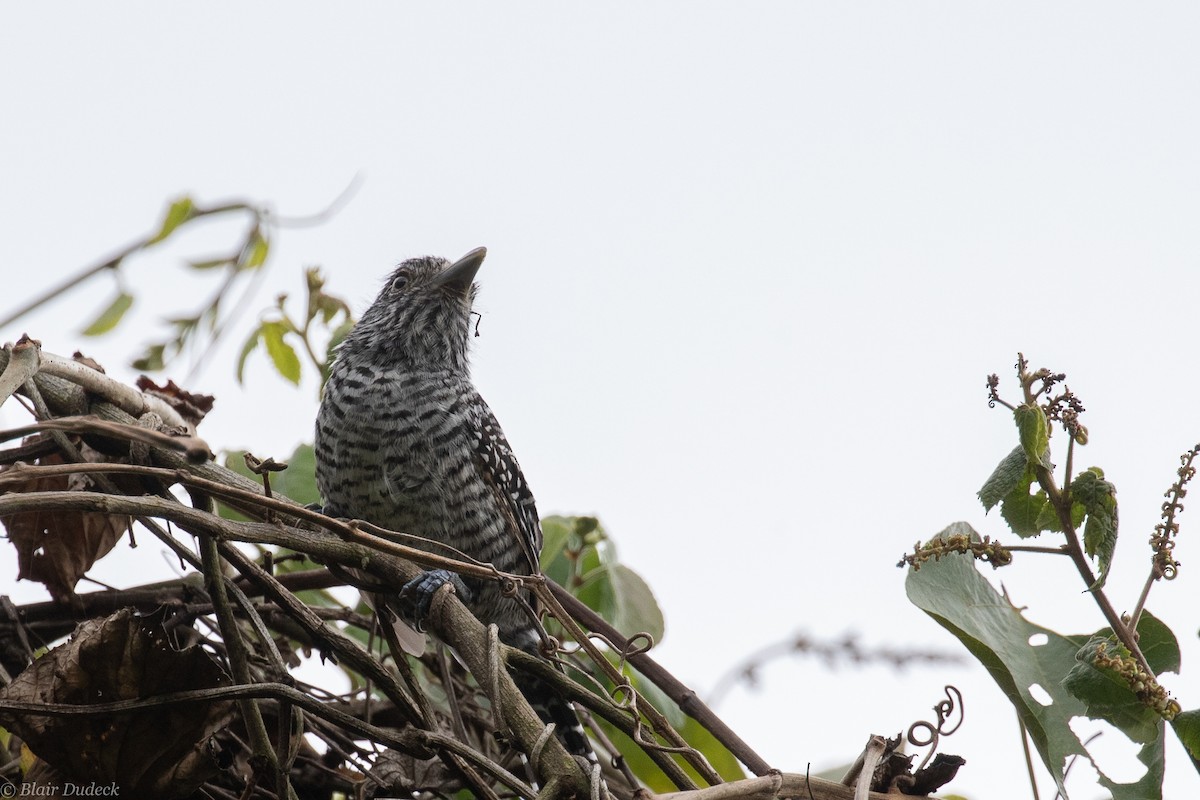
left=1070, top=468, right=1116, bottom=511
left=1171, top=710, right=1200, bottom=760
left=575, top=563, right=665, bottom=644
left=148, top=196, right=195, bottom=244
left=1015, top=403, right=1050, bottom=466
left=978, top=446, right=1027, bottom=512
left=81, top=292, right=133, bottom=336
left=1070, top=468, right=1119, bottom=589
left=1063, top=637, right=1161, bottom=743
left=261, top=320, right=301, bottom=385
left=1101, top=731, right=1166, bottom=800
left=236, top=325, right=262, bottom=384
left=999, top=475, right=1044, bottom=538
left=906, top=524, right=1109, bottom=797
left=608, top=564, right=665, bottom=644
left=539, top=516, right=572, bottom=579
left=267, top=443, right=320, bottom=508
left=1089, top=611, right=1180, bottom=678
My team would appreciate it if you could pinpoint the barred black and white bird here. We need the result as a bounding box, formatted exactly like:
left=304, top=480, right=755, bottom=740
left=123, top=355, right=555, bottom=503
left=314, top=247, right=593, bottom=759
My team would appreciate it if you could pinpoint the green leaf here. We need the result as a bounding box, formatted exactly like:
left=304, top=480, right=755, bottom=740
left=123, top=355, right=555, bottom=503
left=539, top=516, right=573, bottom=580
left=906, top=526, right=1112, bottom=797
left=1070, top=468, right=1119, bottom=588
left=608, top=564, right=665, bottom=644
left=218, top=443, right=319, bottom=517
left=148, top=196, right=195, bottom=244
left=188, top=257, right=234, bottom=271
left=81, top=292, right=134, bottom=336
left=131, top=343, right=166, bottom=372
left=575, top=562, right=665, bottom=643
left=268, top=443, right=320, bottom=507
left=239, top=228, right=270, bottom=271
left=1064, top=637, right=1162, bottom=743
left=1171, top=709, right=1200, bottom=760
left=1083, top=509, right=1117, bottom=589
left=236, top=325, right=263, bottom=384
left=593, top=671, right=744, bottom=791
left=261, top=320, right=301, bottom=385
left=1092, top=611, right=1180, bottom=678
left=978, top=446, right=1028, bottom=512
left=1000, top=488, right=1045, bottom=538
left=1015, top=403, right=1050, bottom=466
left=1034, top=497, right=1086, bottom=533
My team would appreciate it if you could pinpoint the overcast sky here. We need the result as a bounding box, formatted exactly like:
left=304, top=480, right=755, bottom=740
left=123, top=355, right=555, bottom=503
left=3, top=4, right=1200, bottom=797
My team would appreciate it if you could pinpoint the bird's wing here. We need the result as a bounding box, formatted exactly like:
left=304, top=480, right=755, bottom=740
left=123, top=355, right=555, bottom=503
left=472, top=398, right=543, bottom=577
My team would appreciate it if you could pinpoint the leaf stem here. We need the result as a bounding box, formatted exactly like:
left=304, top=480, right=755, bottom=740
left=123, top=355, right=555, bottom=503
left=1005, top=545, right=1069, bottom=555
left=1017, top=713, right=1041, bottom=800
left=1033, top=465, right=1152, bottom=674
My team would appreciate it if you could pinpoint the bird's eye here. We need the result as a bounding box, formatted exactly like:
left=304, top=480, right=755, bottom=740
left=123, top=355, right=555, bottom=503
left=389, top=272, right=409, bottom=293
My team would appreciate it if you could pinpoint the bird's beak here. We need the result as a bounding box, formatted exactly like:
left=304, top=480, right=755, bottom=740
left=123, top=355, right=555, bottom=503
left=433, top=247, right=487, bottom=294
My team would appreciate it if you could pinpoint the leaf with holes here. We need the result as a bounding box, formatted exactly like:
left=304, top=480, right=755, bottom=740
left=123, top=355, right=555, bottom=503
left=905, top=523, right=1166, bottom=799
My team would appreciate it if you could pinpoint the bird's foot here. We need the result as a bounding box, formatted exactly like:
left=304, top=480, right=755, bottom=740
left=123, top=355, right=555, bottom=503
left=398, top=569, right=471, bottom=631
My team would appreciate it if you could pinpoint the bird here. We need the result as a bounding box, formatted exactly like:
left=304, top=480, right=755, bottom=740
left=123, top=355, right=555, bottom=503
left=314, top=247, right=594, bottom=761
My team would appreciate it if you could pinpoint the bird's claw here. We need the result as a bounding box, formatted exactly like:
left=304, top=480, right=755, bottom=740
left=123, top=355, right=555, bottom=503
left=398, top=569, right=471, bottom=630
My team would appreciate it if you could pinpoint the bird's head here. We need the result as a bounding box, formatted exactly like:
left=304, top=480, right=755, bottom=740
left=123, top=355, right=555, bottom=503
left=340, top=247, right=486, bottom=371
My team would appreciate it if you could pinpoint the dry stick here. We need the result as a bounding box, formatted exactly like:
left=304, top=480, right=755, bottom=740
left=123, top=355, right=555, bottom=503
left=506, top=649, right=697, bottom=792
left=17, top=465, right=683, bottom=794
left=0, top=414, right=210, bottom=462
left=581, top=715, right=642, bottom=792
left=0, top=451, right=698, bottom=794
left=0, top=682, right=417, bottom=755
left=369, top=617, right=505, bottom=800
left=211, top=544, right=423, bottom=724
left=549, top=581, right=773, bottom=778
left=4, top=377, right=705, bottom=795
left=0, top=338, right=41, bottom=408
left=4, top=490, right=590, bottom=798
left=660, top=773, right=895, bottom=800
left=534, top=582, right=716, bottom=787
left=413, top=728, right=538, bottom=800
left=197, top=531, right=286, bottom=797
left=208, top=545, right=515, bottom=800
left=843, top=735, right=887, bottom=800
left=16, top=377, right=206, bottom=579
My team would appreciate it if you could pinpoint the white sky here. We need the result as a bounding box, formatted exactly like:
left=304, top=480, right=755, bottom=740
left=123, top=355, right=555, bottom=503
left=3, top=4, right=1199, bottom=797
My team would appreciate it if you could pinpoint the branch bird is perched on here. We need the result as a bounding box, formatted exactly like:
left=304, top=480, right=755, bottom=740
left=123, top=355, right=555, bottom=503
left=314, top=247, right=594, bottom=760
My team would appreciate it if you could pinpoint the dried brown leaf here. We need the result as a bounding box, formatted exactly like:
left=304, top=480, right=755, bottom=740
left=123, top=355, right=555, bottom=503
left=0, top=608, right=234, bottom=798
left=0, top=450, right=130, bottom=602
left=134, top=376, right=215, bottom=426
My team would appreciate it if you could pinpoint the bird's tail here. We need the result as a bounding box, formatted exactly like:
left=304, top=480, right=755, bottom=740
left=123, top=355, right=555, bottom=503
left=506, top=626, right=598, bottom=764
